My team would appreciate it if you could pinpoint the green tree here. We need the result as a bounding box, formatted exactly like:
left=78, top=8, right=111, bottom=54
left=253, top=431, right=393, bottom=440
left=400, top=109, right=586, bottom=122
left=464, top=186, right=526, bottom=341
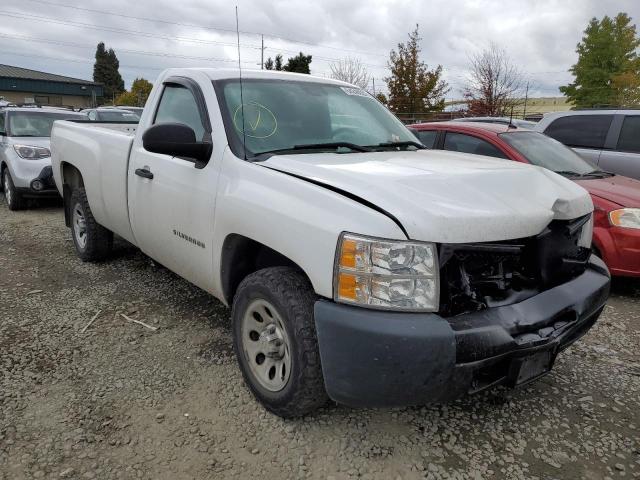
left=560, top=13, right=640, bottom=108
left=115, top=78, right=153, bottom=106
left=93, top=42, right=125, bottom=102
left=385, top=25, right=449, bottom=114
left=264, top=54, right=284, bottom=71
left=284, top=52, right=312, bottom=74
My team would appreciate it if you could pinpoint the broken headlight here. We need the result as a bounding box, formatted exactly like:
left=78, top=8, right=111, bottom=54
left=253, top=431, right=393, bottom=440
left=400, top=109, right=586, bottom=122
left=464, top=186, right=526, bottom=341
left=334, top=233, right=439, bottom=312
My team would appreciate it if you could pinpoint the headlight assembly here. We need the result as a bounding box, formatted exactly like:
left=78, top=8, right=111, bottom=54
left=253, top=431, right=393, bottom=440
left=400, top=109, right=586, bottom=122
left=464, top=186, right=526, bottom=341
left=609, top=208, right=640, bottom=230
left=13, top=144, right=51, bottom=160
left=334, top=233, right=439, bottom=312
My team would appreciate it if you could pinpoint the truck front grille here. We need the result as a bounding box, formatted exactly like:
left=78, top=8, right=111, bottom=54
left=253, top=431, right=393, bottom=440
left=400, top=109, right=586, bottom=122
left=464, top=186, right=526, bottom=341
left=438, top=215, right=591, bottom=317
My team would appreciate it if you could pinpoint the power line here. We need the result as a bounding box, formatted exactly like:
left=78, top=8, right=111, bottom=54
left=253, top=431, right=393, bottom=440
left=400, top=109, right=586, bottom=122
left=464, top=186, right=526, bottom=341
left=22, top=0, right=387, bottom=57
left=0, top=11, right=262, bottom=49
left=0, top=49, right=335, bottom=79
left=0, top=51, right=165, bottom=71
left=1, top=9, right=389, bottom=68
left=0, top=32, right=256, bottom=64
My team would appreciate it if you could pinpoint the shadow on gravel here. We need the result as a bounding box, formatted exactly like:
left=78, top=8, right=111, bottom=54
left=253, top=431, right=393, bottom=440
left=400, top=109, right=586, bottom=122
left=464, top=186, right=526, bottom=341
left=610, top=277, right=640, bottom=297
left=21, top=197, right=64, bottom=209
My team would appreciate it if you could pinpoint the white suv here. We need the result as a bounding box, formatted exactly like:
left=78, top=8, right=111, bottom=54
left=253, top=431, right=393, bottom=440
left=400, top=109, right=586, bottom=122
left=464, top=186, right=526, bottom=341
left=0, top=107, right=86, bottom=210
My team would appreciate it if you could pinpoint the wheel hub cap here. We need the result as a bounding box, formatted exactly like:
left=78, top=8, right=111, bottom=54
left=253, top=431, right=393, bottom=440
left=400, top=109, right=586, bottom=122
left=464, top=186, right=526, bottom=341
left=72, top=205, right=87, bottom=249
left=4, top=175, right=11, bottom=205
left=241, top=299, right=292, bottom=392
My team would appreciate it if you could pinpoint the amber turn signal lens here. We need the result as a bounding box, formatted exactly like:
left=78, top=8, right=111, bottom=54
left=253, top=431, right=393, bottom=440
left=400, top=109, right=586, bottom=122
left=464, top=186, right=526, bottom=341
left=339, top=238, right=357, bottom=269
left=337, top=272, right=357, bottom=301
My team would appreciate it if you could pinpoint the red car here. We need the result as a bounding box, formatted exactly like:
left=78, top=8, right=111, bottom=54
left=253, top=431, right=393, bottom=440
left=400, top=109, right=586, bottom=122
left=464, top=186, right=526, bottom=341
left=410, top=121, right=640, bottom=277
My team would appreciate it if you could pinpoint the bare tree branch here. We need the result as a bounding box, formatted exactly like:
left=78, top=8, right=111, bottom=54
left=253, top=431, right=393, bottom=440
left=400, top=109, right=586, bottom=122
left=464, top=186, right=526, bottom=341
left=463, top=43, right=524, bottom=116
left=329, top=57, right=371, bottom=90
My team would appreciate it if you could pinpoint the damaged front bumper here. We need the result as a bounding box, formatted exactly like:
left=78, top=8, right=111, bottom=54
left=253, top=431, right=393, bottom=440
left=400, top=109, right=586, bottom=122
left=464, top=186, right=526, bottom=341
left=314, top=255, right=610, bottom=408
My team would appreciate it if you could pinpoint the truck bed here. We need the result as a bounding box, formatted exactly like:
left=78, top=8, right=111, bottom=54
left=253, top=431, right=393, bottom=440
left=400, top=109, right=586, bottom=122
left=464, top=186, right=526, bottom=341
left=50, top=120, right=137, bottom=244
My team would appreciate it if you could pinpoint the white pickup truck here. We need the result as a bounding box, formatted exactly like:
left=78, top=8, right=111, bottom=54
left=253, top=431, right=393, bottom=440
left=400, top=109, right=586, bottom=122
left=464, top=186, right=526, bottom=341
left=51, top=68, right=610, bottom=417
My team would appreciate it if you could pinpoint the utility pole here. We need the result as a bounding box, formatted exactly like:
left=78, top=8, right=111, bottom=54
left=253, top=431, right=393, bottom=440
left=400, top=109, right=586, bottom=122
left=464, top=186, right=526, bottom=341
left=372, top=78, right=376, bottom=95
left=260, top=34, right=265, bottom=70
left=523, top=81, right=529, bottom=119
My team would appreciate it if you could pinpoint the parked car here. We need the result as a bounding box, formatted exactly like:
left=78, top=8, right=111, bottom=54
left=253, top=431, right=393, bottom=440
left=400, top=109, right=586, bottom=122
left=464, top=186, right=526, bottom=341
left=51, top=69, right=609, bottom=417
left=114, top=106, right=144, bottom=116
left=410, top=121, right=640, bottom=277
left=455, top=116, right=538, bottom=129
left=0, top=107, right=87, bottom=210
left=84, top=107, right=140, bottom=122
left=534, top=110, right=640, bottom=181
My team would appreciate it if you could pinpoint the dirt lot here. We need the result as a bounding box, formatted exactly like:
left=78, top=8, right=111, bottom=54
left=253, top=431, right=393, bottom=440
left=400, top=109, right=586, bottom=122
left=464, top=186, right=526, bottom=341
left=0, top=199, right=639, bottom=480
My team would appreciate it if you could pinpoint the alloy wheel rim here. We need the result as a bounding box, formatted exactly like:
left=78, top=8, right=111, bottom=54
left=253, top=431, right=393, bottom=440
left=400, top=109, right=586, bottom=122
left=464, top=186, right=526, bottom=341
left=241, top=298, right=292, bottom=392
left=72, top=204, right=87, bottom=249
left=4, top=174, right=11, bottom=205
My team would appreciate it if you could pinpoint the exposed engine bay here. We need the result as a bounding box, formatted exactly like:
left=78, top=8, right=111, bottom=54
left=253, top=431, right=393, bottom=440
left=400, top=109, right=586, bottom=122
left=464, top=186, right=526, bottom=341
left=438, top=215, right=593, bottom=317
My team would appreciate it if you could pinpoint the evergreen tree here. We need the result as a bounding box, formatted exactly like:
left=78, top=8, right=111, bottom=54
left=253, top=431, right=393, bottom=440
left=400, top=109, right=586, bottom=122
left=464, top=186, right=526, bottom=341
left=284, top=52, right=312, bottom=74
left=93, top=42, right=125, bottom=102
left=264, top=54, right=284, bottom=71
left=385, top=25, right=449, bottom=114
left=560, top=13, right=640, bottom=107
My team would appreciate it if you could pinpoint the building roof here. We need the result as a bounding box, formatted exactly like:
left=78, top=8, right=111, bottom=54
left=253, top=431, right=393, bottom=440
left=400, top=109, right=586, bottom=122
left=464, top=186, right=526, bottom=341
left=0, top=64, right=100, bottom=86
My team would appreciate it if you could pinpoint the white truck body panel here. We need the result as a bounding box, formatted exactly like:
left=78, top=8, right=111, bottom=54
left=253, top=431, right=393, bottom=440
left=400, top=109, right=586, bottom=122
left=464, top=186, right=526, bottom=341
left=264, top=150, right=593, bottom=243
left=51, top=121, right=136, bottom=244
left=50, top=67, right=594, bottom=305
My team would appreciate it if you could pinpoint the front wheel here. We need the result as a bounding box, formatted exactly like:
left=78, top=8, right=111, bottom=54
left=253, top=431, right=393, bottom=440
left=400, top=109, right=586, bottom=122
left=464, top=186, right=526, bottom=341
left=69, top=187, right=113, bottom=262
left=2, top=168, right=26, bottom=211
left=232, top=267, right=328, bottom=418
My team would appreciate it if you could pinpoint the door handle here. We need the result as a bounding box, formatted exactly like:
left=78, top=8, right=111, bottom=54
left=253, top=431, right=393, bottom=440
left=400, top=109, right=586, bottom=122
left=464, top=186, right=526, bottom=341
left=135, top=167, right=154, bottom=180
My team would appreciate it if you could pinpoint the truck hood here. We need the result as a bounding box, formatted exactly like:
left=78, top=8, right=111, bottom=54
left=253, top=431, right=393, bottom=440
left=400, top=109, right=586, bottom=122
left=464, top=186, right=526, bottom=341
left=575, top=175, right=640, bottom=209
left=263, top=150, right=593, bottom=243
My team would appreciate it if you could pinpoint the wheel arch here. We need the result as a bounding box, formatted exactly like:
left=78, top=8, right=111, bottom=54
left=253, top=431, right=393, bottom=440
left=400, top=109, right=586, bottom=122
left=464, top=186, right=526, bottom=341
left=220, top=233, right=313, bottom=306
left=60, top=162, right=85, bottom=227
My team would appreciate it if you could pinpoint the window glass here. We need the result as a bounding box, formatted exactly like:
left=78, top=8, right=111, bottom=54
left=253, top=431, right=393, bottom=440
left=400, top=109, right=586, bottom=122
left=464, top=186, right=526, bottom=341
left=617, top=116, right=640, bottom=153
left=499, top=131, right=596, bottom=175
left=8, top=111, right=84, bottom=137
left=0, top=113, right=5, bottom=134
left=220, top=79, right=417, bottom=157
left=412, top=129, right=437, bottom=148
left=97, top=111, right=139, bottom=122
left=544, top=115, right=613, bottom=149
left=154, top=85, right=205, bottom=140
left=443, top=132, right=508, bottom=159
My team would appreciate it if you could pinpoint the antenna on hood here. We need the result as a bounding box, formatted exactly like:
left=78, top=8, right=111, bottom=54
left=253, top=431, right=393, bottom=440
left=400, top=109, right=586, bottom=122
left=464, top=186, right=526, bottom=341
left=235, top=6, right=247, bottom=160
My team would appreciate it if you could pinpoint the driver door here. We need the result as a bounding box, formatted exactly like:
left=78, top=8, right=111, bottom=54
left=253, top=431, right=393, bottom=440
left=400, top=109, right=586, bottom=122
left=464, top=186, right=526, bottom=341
left=128, top=78, right=217, bottom=291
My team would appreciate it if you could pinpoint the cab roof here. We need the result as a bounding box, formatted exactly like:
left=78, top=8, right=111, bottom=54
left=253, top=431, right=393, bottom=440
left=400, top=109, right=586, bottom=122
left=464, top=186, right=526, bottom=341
left=162, top=67, right=355, bottom=87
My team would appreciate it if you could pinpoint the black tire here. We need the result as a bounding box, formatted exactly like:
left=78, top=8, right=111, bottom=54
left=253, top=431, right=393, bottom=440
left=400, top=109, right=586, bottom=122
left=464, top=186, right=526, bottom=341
left=69, top=187, right=113, bottom=262
left=2, top=168, right=26, bottom=211
left=232, top=267, right=328, bottom=418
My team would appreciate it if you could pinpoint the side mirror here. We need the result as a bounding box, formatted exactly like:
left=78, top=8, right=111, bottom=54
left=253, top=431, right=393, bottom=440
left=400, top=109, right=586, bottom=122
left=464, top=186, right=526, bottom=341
left=142, top=122, right=212, bottom=166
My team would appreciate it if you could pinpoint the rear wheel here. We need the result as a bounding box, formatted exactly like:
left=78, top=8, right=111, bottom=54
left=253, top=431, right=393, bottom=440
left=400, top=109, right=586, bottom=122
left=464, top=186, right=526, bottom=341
left=2, top=169, right=26, bottom=211
left=232, top=267, right=328, bottom=418
left=70, top=187, right=113, bottom=261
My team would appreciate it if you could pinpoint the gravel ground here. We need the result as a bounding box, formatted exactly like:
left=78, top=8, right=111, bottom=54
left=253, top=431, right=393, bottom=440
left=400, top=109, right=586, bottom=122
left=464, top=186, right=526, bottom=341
left=1, top=199, right=639, bottom=480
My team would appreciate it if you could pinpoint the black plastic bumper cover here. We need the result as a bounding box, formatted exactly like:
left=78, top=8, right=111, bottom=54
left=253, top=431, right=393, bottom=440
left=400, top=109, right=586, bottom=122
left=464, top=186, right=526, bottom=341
left=314, top=256, right=610, bottom=408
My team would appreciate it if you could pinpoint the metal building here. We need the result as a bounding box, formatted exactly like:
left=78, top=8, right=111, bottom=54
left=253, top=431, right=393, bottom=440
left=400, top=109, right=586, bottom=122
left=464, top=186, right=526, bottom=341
left=0, top=64, right=103, bottom=108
